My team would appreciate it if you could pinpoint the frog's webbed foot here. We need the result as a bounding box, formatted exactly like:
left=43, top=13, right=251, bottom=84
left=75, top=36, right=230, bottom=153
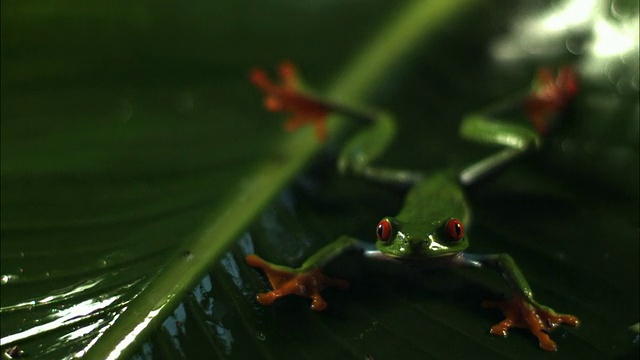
left=482, top=293, right=579, bottom=351
left=246, top=254, right=349, bottom=311
left=524, top=66, right=579, bottom=136
left=249, top=62, right=331, bottom=142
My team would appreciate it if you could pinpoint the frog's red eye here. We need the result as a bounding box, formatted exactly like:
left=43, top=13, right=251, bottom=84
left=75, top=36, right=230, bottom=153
left=376, top=219, right=392, bottom=242
left=446, top=218, right=464, bottom=241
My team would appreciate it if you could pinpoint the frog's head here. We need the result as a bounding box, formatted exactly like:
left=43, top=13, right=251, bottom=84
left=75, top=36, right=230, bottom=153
left=375, top=216, right=469, bottom=258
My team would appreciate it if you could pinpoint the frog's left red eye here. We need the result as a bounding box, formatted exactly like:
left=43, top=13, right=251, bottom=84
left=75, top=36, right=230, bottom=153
left=376, top=219, right=392, bottom=242
left=446, top=218, right=464, bottom=241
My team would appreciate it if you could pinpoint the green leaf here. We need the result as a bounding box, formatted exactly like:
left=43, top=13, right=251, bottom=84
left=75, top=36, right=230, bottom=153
left=2, top=1, right=638, bottom=360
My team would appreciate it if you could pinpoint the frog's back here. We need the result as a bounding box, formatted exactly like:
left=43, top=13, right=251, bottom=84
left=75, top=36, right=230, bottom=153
left=396, top=173, right=470, bottom=225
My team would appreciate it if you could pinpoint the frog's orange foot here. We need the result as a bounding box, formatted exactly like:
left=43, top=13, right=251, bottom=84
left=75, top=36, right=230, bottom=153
left=482, top=293, right=579, bottom=351
left=277, top=61, right=298, bottom=89
left=524, top=66, right=579, bottom=136
left=249, top=62, right=330, bottom=141
left=246, top=254, right=349, bottom=311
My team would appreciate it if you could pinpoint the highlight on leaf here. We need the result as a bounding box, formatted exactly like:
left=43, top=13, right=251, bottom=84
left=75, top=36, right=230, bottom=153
left=250, top=62, right=331, bottom=141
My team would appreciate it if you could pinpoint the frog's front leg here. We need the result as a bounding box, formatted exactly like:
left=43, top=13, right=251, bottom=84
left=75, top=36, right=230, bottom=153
left=461, top=253, right=579, bottom=351
left=246, top=235, right=364, bottom=311
left=481, top=293, right=579, bottom=351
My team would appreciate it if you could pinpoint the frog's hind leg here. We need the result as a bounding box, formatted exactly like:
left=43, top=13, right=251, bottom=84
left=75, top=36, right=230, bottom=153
left=458, top=147, right=525, bottom=186
left=458, top=67, right=579, bottom=186
left=458, top=114, right=541, bottom=186
left=337, top=112, right=424, bottom=186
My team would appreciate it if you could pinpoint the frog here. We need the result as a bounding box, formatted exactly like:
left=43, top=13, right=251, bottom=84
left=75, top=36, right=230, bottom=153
left=246, top=62, right=580, bottom=351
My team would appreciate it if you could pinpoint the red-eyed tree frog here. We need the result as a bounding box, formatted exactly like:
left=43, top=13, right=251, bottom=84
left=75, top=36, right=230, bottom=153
left=247, top=63, right=580, bottom=351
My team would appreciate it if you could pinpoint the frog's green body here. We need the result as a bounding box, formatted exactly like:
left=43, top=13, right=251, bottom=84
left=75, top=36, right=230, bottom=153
left=247, top=65, right=580, bottom=351
left=376, top=173, right=470, bottom=258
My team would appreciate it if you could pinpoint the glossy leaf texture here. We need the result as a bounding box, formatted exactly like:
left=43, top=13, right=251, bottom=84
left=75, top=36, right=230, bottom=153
left=1, top=1, right=638, bottom=359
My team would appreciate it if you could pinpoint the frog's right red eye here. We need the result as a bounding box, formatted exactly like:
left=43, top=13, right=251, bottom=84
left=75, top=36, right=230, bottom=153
left=445, top=218, right=464, bottom=241
left=376, top=219, right=392, bottom=242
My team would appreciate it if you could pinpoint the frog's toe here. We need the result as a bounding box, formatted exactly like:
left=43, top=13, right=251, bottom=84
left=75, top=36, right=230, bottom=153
left=278, top=61, right=298, bottom=88
left=489, top=319, right=513, bottom=337
left=264, top=96, right=283, bottom=111
left=310, top=294, right=328, bottom=311
left=547, top=313, right=580, bottom=328
left=246, top=254, right=266, bottom=268
left=538, top=333, right=558, bottom=352
left=256, top=291, right=279, bottom=306
left=250, top=69, right=273, bottom=91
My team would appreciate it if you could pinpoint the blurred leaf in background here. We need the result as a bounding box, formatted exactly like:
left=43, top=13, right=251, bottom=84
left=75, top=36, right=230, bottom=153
left=1, top=0, right=638, bottom=359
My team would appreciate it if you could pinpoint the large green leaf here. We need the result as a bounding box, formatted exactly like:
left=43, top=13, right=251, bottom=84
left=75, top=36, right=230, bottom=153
left=1, top=1, right=638, bottom=359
